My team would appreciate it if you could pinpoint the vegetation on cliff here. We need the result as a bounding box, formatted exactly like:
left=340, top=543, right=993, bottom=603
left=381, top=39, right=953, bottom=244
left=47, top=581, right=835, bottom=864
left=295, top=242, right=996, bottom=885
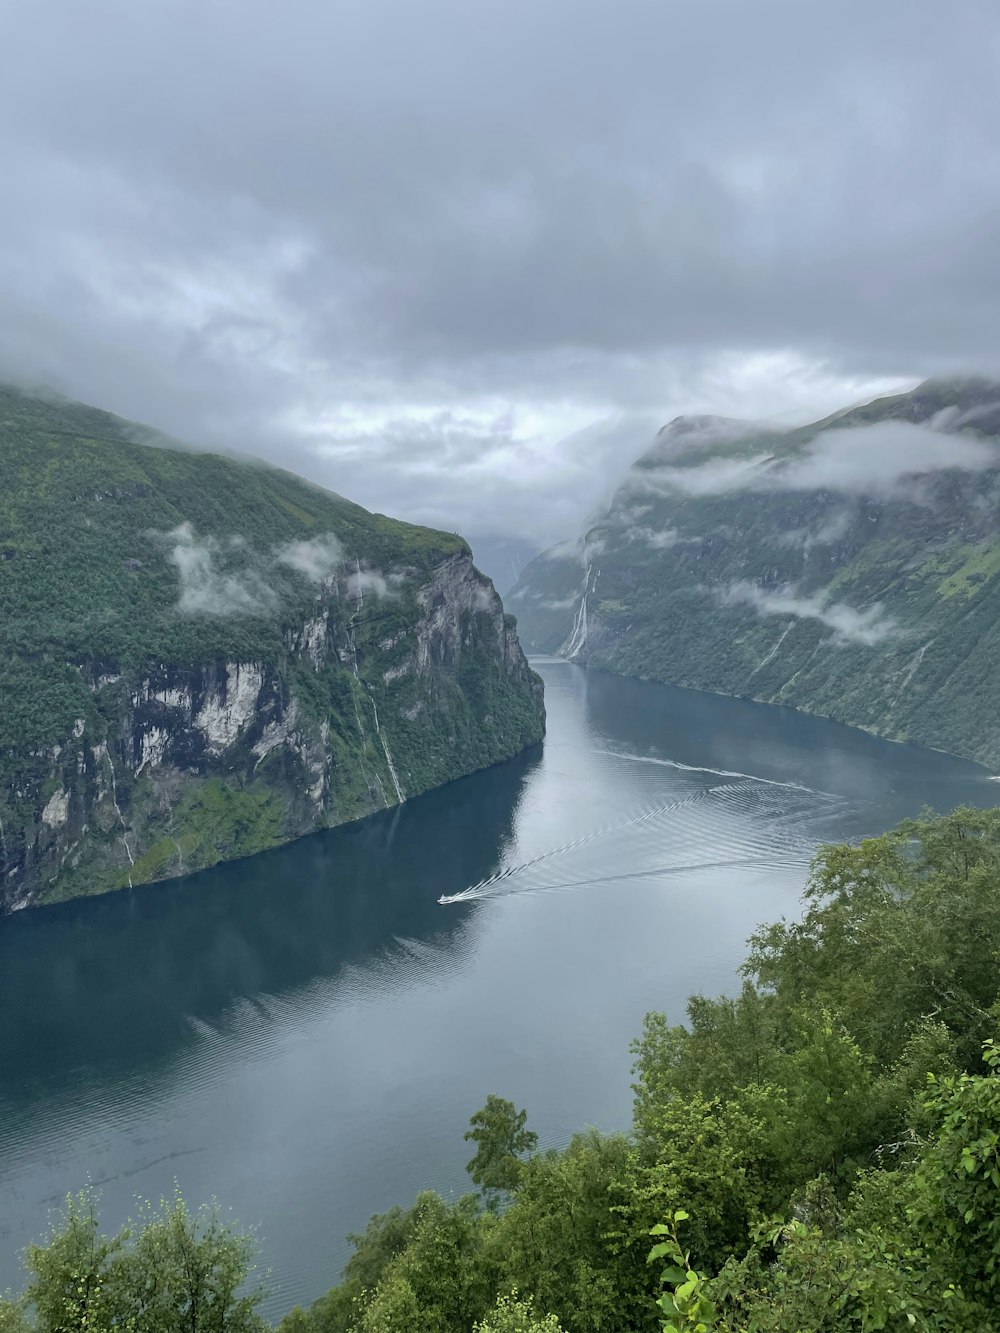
left=0, top=384, right=544, bottom=909
left=508, top=377, right=1000, bottom=767
left=4, top=806, right=1000, bottom=1330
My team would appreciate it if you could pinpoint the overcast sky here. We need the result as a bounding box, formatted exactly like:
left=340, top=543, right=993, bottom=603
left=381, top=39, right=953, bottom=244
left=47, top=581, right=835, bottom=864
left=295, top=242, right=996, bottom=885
left=2, top=0, right=999, bottom=547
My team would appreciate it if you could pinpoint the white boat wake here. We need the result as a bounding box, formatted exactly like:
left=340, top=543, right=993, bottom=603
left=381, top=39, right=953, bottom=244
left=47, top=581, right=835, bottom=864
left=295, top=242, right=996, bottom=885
left=439, top=776, right=847, bottom=905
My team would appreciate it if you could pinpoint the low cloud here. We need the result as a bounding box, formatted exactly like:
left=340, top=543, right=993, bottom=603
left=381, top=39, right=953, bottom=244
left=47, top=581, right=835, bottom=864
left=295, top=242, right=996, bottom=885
left=635, top=454, right=777, bottom=498
left=720, top=580, right=899, bottom=646
left=624, top=525, right=682, bottom=549
left=648, top=415, right=769, bottom=462
left=535, top=533, right=607, bottom=569
left=345, top=567, right=407, bottom=603
left=775, top=508, right=854, bottom=550
left=536, top=539, right=580, bottom=564
left=772, top=421, right=997, bottom=496
left=639, top=420, right=998, bottom=503
left=275, top=533, right=343, bottom=582
left=156, top=525, right=356, bottom=615
left=165, top=522, right=275, bottom=616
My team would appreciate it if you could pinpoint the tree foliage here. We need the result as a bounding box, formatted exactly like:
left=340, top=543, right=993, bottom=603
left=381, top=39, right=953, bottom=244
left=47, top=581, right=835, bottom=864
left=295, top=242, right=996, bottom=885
left=7, top=806, right=1000, bottom=1331
left=7, top=1189, right=266, bottom=1333
left=465, top=1096, right=539, bottom=1198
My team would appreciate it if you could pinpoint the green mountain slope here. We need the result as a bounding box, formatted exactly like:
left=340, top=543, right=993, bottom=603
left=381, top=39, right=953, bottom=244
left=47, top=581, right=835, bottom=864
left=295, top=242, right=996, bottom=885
left=0, top=385, right=544, bottom=911
left=509, top=377, right=1000, bottom=766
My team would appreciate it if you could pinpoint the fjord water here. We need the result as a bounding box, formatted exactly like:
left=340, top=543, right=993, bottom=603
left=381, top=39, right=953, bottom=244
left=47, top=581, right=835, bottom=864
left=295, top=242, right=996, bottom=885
left=0, top=661, right=993, bottom=1318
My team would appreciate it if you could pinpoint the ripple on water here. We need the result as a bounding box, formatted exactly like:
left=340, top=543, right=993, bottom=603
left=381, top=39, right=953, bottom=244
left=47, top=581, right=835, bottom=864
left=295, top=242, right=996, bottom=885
left=440, top=773, right=850, bottom=904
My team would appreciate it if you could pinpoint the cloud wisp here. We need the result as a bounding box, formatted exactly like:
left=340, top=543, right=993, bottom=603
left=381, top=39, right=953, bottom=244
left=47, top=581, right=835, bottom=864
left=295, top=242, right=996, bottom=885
left=165, top=523, right=276, bottom=617
left=275, top=534, right=344, bottom=583
left=345, top=567, right=407, bottom=604
left=719, top=581, right=899, bottom=647
left=636, top=421, right=1000, bottom=503
left=154, top=526, right=401, bottom=616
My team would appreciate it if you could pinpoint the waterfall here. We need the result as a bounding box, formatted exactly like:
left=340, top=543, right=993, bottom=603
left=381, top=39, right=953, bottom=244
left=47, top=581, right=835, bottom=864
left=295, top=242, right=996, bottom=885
left=104, top=749, right=135, bottom=887
left=367, top=693, right=404, bottom=805
left=561, top=564, right=592, bottom=659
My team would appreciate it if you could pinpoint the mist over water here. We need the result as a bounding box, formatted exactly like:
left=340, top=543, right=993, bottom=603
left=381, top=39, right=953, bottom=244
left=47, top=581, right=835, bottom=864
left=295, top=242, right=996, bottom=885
left=0, top=660, right=992, bottom=1319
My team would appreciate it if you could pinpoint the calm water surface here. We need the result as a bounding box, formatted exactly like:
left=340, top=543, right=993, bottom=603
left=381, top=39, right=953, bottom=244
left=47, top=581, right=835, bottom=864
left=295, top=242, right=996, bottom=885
left=0, top=661, right=994, bottom=1317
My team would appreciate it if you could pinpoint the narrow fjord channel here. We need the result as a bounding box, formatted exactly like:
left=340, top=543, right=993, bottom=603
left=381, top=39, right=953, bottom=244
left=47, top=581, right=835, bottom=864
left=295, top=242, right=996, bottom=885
left=0, top=660, right=992, bottom=1320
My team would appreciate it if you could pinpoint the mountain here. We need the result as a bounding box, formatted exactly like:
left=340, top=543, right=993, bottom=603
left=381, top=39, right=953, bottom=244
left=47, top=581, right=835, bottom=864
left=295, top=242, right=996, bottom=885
left=0, top=386, right=544, bottom=912
left=466, top=535, right=541, bottom=596
left=508, top=377, right=1000, bottom=766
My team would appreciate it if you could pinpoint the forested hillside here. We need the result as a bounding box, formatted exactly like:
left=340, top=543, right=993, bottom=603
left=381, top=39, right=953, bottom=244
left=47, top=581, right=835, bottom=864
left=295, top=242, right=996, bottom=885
left=4, top=806, right=1000, bottom=1330
left=0, top=385, right=544, bottom=909
left=509, top=377, right=1000, bottom=767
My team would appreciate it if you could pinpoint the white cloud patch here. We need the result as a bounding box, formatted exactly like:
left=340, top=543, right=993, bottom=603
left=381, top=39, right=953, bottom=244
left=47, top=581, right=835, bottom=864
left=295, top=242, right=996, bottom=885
left=772, top=421, right=998, bottom=496
left=637, top=454, right=777, bottom=497
left=720, top=580, right=899, bottom=646
left=537, top=534, right=607, bottom=568
left=165, top=522, right=275, bottom=616
left=274, top=533, right=343, bottom=582
left=345, top=567, right=407, bottom=603
left=156, top=525, right=354, bottom=615
left=642, top=421, right=999, bottom=503
left=624, top=525, right=682, bottom=549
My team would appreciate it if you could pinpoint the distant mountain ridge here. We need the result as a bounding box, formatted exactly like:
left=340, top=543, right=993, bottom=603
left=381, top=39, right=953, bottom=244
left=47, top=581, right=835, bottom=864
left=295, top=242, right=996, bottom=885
left=0, top=385, right=544, bottom=912
left=508, top=377, right=1000, bottom=766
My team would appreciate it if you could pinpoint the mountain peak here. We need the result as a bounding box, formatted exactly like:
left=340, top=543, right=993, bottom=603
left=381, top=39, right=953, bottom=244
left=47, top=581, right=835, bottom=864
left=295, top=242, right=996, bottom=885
left=655, top=413, right=752, bottom=440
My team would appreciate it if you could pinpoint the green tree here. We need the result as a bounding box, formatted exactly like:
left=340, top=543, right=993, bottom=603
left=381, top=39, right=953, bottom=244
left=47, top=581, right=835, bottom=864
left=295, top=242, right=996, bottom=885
left=0, top=1301, right=30, bottom=1333
left=475, top=1291, right=566, bottom=1333
left=117, top=1193, right=266, bottom=1333
left=18, top=1189, right=266, bottom=1333
left=23, top=1191, right=126, bottom=1333
left=465, top=1097, right=538, bottom=1198
left=491, top=1131, right=634, bottom=1333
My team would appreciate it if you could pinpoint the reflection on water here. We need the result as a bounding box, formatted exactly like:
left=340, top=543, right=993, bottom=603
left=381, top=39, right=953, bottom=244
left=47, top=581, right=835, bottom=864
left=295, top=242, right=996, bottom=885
left=0, top=749, right=539, bottom=1102
left=0, top=661, right=992, bottom=1318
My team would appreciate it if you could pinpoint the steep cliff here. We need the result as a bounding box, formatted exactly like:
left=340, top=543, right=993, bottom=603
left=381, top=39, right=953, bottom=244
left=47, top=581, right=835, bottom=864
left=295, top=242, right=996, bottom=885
left=509, top=377, right=1000, bottom=766
left=0, top=386, right=544, bottom=912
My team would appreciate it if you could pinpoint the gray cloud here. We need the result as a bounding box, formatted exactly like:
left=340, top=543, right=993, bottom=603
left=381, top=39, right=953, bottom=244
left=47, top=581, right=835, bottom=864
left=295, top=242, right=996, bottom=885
left=1, top=0, right=999, bottom=543
left=720, top=581, right=899, bottom=646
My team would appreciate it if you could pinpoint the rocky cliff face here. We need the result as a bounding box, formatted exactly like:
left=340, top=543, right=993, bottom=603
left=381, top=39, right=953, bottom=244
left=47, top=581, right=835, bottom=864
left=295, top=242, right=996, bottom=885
left=509, top=378, right=1000, bottom=767
left=0, top=388, right=544, bottom=912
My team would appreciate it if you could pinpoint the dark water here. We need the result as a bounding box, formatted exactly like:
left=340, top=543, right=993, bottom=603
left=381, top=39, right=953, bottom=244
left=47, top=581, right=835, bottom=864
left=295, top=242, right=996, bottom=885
left=0, top=661, right=994, bottom=1317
